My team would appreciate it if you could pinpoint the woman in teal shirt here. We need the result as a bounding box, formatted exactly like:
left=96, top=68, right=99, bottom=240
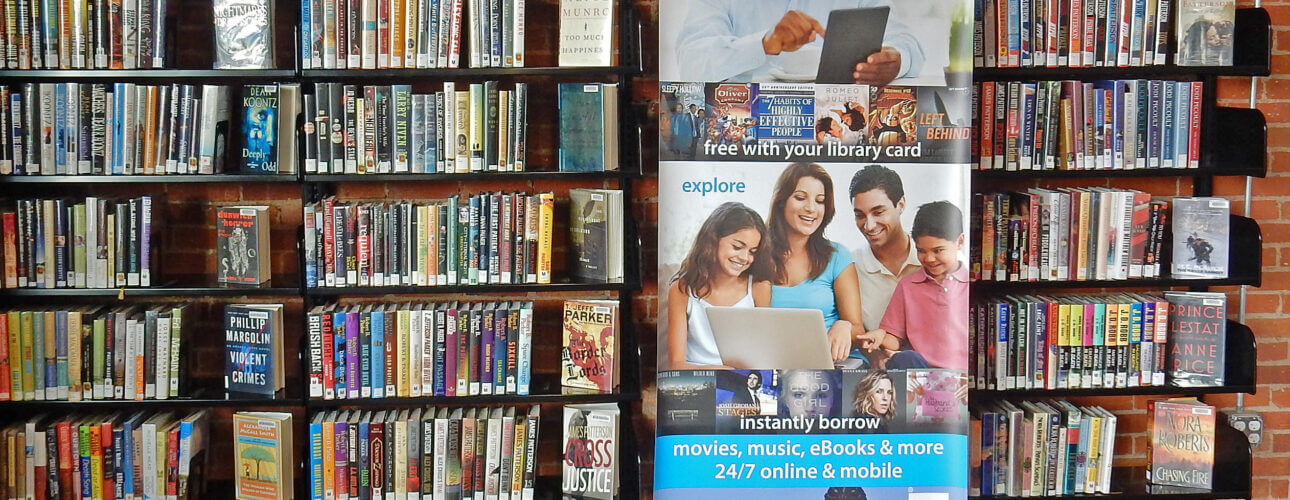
left=755, top=163, right=865, bottom=362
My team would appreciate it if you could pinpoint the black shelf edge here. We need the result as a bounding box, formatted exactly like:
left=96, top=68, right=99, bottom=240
left=305, top=391, right=637, bottom=408
left=972, top=166, right=1264, bottom=180
left=0, top=174, right=300, bottom=184
left=0, top=285, right=302, bottom=297
left=1204, top=107, right=1267, bottom=178
left=973, top=215, right=1262, bottom=291
left=973, top=320, right=1257, bottom=399
left=305, top=281, right=634, bottom=296
left=0, top=69, right=299, bottom=81
left=973, top=8, right=1270, bottom=81
left=299, top=66, right=634, bottom=81
left=303, top=170, right=636, bottom=183
left=0, top=396, right=304, bottom=410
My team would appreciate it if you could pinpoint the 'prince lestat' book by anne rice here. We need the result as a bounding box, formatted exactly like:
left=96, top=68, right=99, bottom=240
left=225, top=303, right=285, bottom=397
left=1165, top=291, right=1227, bottom=387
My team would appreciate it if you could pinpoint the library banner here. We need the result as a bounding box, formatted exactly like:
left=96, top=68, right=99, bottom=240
left=655, top=1, right=974, bottom=498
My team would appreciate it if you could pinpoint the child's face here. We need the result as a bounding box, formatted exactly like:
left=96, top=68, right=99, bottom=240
left=914, top=234, right=964, bottom=279
left=716, top=227, right=761, bottom=278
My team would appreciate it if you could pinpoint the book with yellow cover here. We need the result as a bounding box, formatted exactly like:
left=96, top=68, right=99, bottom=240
left=234, top=411, right=293, bottom=500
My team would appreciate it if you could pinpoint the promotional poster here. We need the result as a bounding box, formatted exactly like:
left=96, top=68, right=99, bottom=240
left=656, top=1, right=974, bottom=498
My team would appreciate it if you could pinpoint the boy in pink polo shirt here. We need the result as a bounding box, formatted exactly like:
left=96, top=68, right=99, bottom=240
left=875, top=201, right=969, bottom=370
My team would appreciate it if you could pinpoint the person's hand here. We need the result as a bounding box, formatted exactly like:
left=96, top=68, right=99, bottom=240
left=762, top=10, right=826, bottom=55
left=853, top=47, right=902, bottom=85
left=854, top=329, right=887, bottom=352
left=827, top=320, right=853, bottom=362
left=955, top=381, right=968, bottom=404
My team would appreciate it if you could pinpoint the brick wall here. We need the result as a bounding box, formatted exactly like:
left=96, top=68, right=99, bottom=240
left=626, top=0, right=1290, bottom=497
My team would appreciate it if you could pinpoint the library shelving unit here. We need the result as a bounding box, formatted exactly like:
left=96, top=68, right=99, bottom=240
left=0, top=1, right=646, bottom=498
left=967, top=7, right=1270, bottom=500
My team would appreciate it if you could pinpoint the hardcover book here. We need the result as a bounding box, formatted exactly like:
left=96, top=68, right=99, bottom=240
left=224, top=304, right=285, bottom=397
left=561, top=299, right=618, bottom=394
left=557, top=0, right=613, bottom=66
left=561, top=403, right=619, bottom=499
left=569, top=188, right=623, bottom=283
left=557, top=83, right=618, bottom=172
left=241, top=84, right=280, bottom=173
left=233, top=412, right=294, bottom=500
left=213, top=0, right=275, bottom=69
left=1165, top=292, right=1226, bottom=387
left=1175, top=0, right=1234, bottom=66
left=1170, top=197, right=1229, bottom=279
left=216, top=206, right=272, bottom=286
left=1148, top=398, right=1215, bottom=489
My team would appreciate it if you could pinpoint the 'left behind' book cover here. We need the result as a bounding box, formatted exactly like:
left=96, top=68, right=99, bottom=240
left=241, top=84, right=280, bottom=173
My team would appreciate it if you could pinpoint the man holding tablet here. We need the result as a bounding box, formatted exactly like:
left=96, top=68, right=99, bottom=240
left=676, top=0, right=924, bottom=84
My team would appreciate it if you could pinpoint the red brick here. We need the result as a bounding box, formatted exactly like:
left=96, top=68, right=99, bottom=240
left=1253, top=456, right=1290, bottom=478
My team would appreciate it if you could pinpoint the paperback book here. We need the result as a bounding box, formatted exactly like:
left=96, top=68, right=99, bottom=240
left=216, top=205, right=273, bottom=286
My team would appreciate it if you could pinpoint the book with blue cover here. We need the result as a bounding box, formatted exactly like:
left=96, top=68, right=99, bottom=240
left=557, top=83, right=618, bottom=172
left=224, top=304, right=284, bottom=397
left=240, top=84, right=279, bottom=173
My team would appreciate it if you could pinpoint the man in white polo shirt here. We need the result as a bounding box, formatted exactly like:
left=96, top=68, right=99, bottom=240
left=847, top=165, right=921, bottom=351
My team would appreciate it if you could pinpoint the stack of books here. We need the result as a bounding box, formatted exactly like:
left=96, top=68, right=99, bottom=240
left=303, top=193, right=554, bottom=288
left=971, top=189, right=1168, bottom=282
left=2, top=196, right=157, bottom=289
left=0, top=84, right=234, bottom=176
left=306, top=301, right=534, bottom=400
left=972, top=401, right=1117, bottom=496
left=307, top=406, right=541, bottom=499
left=0, top=0, right=172, bottom=69
left=300, top=0, right=526, bottom=69
left=0, top=410, right=209, bottom=500
left=976, top=0, right=1175, bottom=68
left=975, top=80, right=1203, bottom=171
left=1, top=305, right=189, bottom=401
left=304, top=82, right=528, bottom=174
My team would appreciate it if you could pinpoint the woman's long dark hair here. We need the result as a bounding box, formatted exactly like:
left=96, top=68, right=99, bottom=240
left=767, top=163, right=836, bottom=284
left=672, top=201, right=769, bottom=299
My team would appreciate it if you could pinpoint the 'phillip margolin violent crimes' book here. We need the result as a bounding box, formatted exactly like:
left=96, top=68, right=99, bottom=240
left=224, top=303, right=285, bottom=397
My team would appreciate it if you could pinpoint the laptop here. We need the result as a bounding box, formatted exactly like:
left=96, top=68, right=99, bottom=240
left=706, top=307, right=835, bottom=370
left=815, top=7, right=890, bottom=84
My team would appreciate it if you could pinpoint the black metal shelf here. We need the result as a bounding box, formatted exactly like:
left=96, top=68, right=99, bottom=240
left=973, top=215, right=1262, bottom=291
left=0, top=394, right=304, bottom=410
left=0, top=174, right=300, bottom=184
left=299, top=65, right=637, bottom=81
left=0, top=284, right=302, bottom=297
left=973, top=166, right=1263, bottom=180
left=973, top=9, right=1270, bottom=82
left=0, top=69, right=298, bottom=81
left=303, top=170, right=636, bottom=183
left=305, top=391, right=636, bottom=408
left=305, top=281, right=634, bottom=296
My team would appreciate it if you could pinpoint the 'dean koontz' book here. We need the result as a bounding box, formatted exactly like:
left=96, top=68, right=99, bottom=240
left=562, top=403, right=619, bottom=499
left=213, top=0, right=276, bottom=69
left=1170, top=197, right=1229, bottom=279
left=224, top=303, right=285, bottom=397
left=1148, top=397, right=1216, bottom=489
left=241, top=84, right=280, bottom=173
left=233, top=411, right=294, bottom=500
left=561, top=300, right=619, bottom=394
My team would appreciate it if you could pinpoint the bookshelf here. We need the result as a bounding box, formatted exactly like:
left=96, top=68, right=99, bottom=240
left=968, top=7, right=1269, bottom=500
left=0, top=1, right=646, bottom=498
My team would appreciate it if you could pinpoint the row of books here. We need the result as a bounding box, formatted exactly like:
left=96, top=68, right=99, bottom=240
left=302, top=81, right=529, bottom=175
left=974, top=80, right=1203, bottom=172
left=300, top=0, right=526, bottom=70
left=0, top=0, right=171, bottom=70
left=303, top=193, right=555, bottom=289
left=970, top=291, right=1227, bottom=392
left=1, top=196, right=157, bottom=289
left=306, top=301, right=535, bottom=401
left=976, top=0, right=1234, bottom=68
left=971, top=401, right=1117, bottom=497
left=305, top=406, right=542, bottom=500
left=2, top=305, right=189, bottom=402
left=0, top=84, right=233, bottom=176
left=0, top=410, right=208, bottom=500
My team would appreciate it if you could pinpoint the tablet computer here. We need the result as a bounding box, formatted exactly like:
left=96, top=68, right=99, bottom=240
left=815, top=7, right=890, bottom=84
left=707, top=307, right=835, bottom=370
